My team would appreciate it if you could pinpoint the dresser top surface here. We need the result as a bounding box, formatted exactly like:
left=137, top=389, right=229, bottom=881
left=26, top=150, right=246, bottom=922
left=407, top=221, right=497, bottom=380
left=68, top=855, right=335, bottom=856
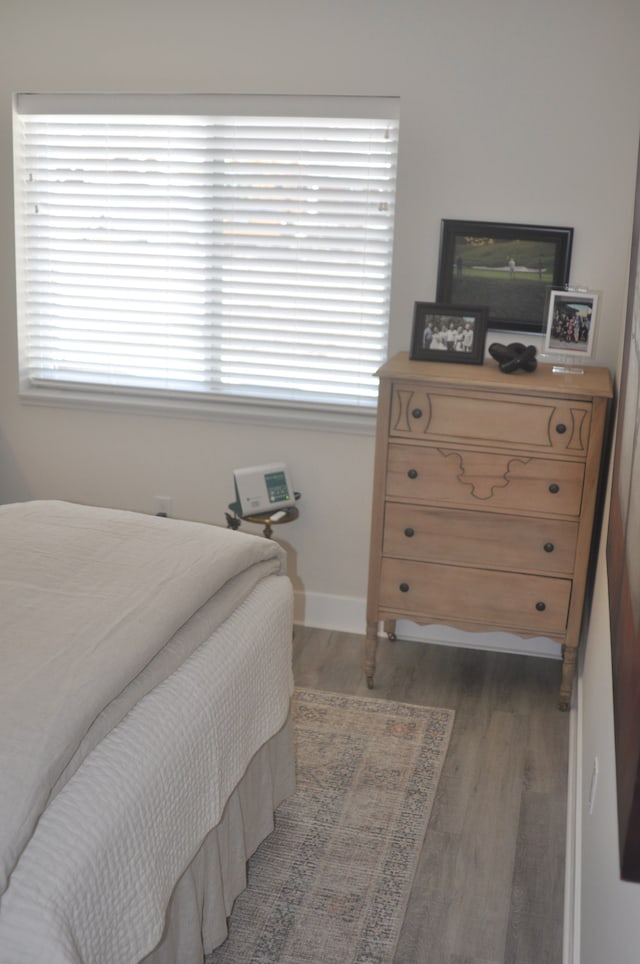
left=377, top=352, right=613, bottom=400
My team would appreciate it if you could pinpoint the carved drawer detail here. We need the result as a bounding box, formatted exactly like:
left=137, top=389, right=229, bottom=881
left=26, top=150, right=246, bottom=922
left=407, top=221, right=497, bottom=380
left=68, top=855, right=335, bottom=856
left=386, top=443, right=585, bottom=515
left=389, top=384, right=592, bottom=455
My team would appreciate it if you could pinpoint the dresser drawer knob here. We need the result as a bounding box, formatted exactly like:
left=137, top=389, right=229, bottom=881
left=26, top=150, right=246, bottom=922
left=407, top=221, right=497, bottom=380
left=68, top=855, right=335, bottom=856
left=411, top=408, right=423, bottom=419
left=548, top=483, right=560, bottom=494
left=407, top=469, right=418, bottom=479
left=556, top=423, right=567, bottom=434
left=544, top=542, right=555, bottom=553
left=404, top=527, right=415, bottom=538
left=536, top=601, right=546, bottom=612
left=399, top=582, right=410, bottom=593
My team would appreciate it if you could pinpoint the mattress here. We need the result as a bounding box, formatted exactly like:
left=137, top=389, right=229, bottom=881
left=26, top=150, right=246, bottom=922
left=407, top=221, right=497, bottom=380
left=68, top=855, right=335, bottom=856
left=0, top=500, right=295, bottom=963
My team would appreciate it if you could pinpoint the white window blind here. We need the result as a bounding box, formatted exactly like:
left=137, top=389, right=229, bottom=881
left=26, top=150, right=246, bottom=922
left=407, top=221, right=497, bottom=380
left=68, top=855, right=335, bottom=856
left=13, top=94, right=399, bottom=414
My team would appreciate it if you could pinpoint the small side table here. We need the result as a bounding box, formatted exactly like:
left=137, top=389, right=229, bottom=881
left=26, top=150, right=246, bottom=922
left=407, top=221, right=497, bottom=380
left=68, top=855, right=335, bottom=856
left=225, top=503, right=299, bottom=539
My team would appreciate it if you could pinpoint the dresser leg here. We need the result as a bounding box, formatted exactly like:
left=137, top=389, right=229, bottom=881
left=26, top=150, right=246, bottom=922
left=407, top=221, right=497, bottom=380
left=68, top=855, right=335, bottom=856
left=559, top=644, right=577, bottom=711
left=365, top=622, right=378, bottom=688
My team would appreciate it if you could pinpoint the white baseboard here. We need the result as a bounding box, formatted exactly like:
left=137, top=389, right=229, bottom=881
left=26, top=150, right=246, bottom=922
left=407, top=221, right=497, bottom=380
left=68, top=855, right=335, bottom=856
left=294, top=590, right=561, bottom=659
left=563, top=668, right=582, bottom=964
left=294, top=589, right=365, bottom=634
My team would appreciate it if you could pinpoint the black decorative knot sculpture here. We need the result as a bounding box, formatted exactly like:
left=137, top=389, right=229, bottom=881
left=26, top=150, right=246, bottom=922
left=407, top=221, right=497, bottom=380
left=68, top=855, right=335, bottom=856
left=488, top=342, right=538, bottom=374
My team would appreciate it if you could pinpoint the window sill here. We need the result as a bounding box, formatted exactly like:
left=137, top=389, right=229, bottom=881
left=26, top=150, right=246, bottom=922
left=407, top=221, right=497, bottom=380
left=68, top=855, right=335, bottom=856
left=19, top=386, right=378, bottom=436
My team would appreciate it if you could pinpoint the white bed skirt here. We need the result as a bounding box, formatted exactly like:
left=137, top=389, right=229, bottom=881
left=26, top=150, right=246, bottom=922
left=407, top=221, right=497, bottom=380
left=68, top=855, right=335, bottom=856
left=142, top=713, right=295, bottom=964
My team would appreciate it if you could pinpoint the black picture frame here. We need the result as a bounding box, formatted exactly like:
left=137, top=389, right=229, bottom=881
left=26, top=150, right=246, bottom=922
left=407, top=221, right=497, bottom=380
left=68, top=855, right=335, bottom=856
left=606, top=139, right=640, bottom=882
left=409, top=302, right=488, bottom=364
left=436, top=220, right=574, bottom=334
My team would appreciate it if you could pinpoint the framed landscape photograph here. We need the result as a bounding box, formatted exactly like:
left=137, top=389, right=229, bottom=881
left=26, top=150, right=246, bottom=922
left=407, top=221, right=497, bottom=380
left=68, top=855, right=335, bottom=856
left=436, top=220, right=573, bottom=333
left=544, top=288, right=598, bottom=358
left=409, top=302, right=488, bottom=365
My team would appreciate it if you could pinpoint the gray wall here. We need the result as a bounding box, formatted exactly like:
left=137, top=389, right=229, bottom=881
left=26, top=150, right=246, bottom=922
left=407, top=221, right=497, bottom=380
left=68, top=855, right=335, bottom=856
left=578, top=357, right=640, bottom=962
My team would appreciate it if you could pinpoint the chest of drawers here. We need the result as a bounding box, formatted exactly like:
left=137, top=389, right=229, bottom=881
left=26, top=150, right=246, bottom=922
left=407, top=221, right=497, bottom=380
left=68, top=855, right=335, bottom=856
left=365, top=351, right=613, bottom=709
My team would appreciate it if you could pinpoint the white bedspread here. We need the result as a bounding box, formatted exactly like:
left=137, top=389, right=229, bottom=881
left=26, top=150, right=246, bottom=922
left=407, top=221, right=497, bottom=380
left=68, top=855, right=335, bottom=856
left=0, top=573, right=294, bottom=964
left=0, top=500, right=286, bottom=897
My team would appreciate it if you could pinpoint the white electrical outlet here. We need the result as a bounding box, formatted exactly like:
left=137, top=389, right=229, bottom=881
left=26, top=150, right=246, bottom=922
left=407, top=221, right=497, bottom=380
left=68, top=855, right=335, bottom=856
left=588, top=756, right=599, bottom=815
left=155, top=496, right=172, bottom=517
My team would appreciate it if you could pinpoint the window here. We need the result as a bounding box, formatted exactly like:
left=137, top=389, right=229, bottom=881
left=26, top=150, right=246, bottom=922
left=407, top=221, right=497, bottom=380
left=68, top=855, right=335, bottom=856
left=13, top=94, right=399, bottom=420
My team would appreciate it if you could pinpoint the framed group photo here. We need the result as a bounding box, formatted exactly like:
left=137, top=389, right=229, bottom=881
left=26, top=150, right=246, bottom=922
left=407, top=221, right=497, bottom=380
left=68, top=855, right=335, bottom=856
left=409, top=302, right=488, bottom=365
left=435, top=219, right=574, bottom=333
left=544, top=288, right=598, bottom=358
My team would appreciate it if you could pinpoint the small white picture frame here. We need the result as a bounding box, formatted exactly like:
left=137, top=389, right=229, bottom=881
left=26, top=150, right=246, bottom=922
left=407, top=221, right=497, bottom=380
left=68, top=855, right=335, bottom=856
left=544, top=288, right=598, bottom=358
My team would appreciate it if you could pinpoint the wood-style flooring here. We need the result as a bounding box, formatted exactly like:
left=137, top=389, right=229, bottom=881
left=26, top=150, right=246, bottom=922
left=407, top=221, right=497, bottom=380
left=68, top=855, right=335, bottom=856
left=292, top=626, right=569, bottom=964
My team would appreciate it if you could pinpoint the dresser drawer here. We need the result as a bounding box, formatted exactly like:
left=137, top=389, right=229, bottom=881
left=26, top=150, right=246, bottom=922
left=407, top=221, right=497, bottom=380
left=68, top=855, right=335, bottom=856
left=387, top=443, right=585, bottom=516
left=379, top=558, right=571, bottom=635
left=383, top=503, right=578, bottom=574
left=389, top=383, right=592, bottom=455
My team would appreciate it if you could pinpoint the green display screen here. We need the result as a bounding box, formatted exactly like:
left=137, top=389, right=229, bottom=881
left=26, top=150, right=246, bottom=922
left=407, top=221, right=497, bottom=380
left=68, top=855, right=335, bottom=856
left=265, top=470, right=291, bottom=504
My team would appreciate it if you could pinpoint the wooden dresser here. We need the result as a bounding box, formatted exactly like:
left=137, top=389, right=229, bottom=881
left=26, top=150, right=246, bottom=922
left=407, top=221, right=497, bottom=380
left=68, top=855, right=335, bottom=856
left=365, top=351, right=613, bottom=709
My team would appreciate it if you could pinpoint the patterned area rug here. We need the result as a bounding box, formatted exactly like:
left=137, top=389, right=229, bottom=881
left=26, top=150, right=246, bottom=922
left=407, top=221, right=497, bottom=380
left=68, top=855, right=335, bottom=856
left=208, top=687, right=454, bottom=964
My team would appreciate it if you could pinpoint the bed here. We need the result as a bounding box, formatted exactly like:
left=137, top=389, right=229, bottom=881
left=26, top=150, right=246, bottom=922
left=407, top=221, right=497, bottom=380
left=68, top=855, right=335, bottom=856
left=0, top=500, right=295, bottom=964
